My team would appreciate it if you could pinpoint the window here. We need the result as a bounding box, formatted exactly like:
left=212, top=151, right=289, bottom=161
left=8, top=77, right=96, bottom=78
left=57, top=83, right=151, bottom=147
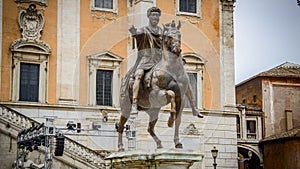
left=180, top=0, right=197, bottom=13
left=91, top=0, right=118, bottom=13
left=185, top=73, right=197, bottom=108
left=177, top=0, right=201, bottom=17
left=182, top=52, right=206, bottom=110
left=19, top=63, right=40, bottom=102
left=253, top=95, right=257, bottom=102
left=94, top=0, right=113, bottom=9
left=237, top=116, right=241, bottom=138
left=246, top=120, right=256, bottom=139
left=96, top=70, right=113, bottom=106
left=87, top=51, right=123, bottom=106
left=11, top=44, right=50, bottom=103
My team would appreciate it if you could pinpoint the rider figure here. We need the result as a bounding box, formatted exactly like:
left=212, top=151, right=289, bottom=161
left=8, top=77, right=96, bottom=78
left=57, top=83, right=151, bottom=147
left=129, top=7, right=163, bottom=114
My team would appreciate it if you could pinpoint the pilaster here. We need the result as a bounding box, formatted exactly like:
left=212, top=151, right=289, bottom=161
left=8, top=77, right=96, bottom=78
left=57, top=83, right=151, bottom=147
left=57, top=0, right=80, bottom=104
left=0, top=0, right=2, bottom=94
left=220, top=0, right=236, bottom=111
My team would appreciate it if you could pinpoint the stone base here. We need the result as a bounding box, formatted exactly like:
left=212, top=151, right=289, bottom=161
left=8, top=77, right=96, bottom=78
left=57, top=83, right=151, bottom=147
left=105, top=149, right=204, bottom=169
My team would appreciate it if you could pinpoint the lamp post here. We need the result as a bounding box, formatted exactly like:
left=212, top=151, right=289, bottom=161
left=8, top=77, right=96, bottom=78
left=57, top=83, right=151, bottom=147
left=238, top=150, right=252, bottom=169
left=211, top=146, right=218, bottom=169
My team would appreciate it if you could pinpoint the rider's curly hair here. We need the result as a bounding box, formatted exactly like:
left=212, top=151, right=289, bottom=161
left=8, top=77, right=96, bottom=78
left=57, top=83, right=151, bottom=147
left=147, top=7, right=161, bottom=17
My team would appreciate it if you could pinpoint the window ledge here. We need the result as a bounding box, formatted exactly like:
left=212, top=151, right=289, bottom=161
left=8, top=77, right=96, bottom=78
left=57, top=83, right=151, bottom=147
left=176, top=11, right=201, bottom=18
left=91, top=7, right=118, bottom=14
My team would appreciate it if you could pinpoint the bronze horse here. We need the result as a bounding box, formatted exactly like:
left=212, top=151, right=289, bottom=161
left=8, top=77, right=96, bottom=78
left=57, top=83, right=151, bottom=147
left=117, top=21, right=202, bottom=151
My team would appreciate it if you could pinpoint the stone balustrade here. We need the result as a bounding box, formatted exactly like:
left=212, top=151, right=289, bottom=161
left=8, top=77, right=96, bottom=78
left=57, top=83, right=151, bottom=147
left=0, top=104, right=108, bottom=168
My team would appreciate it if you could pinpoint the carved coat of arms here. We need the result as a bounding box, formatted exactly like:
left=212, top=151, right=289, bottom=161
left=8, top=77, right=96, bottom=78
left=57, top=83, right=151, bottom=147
left=18, top=4, right=44, bottom=41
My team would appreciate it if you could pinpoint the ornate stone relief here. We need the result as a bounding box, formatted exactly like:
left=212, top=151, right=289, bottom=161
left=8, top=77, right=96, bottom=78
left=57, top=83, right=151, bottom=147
left=11, top=3, right=50, bottom=54
left=15, top=0, right=48, bottom=7
left=91, top=11, right=117, bottom=21
left=18, top=3, right=44, bottom=41
left=183, top=123, right=201, bottom=135
left=180, top=16, right=201, bottom=25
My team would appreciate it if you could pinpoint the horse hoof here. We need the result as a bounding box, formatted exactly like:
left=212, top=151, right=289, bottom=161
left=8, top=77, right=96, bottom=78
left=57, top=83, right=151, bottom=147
left=197, top=113, right=204, bottom=118
left=175, top=143, right=183, bottom=149
left=157, top=145, right=163, bottom=149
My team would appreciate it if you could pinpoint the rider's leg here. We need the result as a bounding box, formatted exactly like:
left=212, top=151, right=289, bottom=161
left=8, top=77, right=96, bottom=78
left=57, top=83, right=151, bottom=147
left=131, top=69, right=144, bottom=113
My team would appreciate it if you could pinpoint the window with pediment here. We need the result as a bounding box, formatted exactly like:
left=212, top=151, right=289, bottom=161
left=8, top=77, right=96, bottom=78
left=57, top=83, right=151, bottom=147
left=177, top=0, right=202, bottom=17
left=182, top=52, right=206, bottom=109
left=11, top=3, right=51, bottom=103
left=87, top=51, right=123, bottom=106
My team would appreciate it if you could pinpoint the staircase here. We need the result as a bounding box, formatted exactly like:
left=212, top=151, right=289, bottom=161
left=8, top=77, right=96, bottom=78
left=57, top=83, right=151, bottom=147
left=0, top=104, right=109, bottom=169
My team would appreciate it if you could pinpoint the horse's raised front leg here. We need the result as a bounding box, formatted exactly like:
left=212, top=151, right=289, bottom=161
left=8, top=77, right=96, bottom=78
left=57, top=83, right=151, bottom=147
left=186, top=83, right=204, bottom=118
left=166, top=90, right=176, bottom=127
left=117, top=115, right=128, bottom=152
left=146, top=108, right=163, bottom=149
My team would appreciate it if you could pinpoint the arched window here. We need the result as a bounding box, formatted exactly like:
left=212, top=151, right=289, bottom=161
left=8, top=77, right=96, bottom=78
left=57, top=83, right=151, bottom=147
left=182, top=52, right=206, bottom=109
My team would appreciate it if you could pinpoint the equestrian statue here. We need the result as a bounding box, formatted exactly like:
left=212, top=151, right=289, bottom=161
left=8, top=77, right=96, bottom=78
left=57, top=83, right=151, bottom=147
left=117, top=7, right=203, bottom=152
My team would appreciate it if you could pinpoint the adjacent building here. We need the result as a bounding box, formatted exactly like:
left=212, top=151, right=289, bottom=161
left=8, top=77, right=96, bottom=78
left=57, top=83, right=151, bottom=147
left=236, top=62, right=300, bottom=169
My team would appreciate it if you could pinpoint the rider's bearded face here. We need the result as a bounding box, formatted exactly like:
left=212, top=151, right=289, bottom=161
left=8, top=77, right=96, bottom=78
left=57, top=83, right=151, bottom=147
left=149, top=12, right=160, bottom=26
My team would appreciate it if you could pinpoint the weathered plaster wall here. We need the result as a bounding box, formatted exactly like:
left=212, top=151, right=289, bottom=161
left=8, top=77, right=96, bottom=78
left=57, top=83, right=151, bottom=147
left=236, top=78, right=263, bottom=106
left=263, top=139, right=300, bottom=169
left=262, top=79, right=300, bottom=137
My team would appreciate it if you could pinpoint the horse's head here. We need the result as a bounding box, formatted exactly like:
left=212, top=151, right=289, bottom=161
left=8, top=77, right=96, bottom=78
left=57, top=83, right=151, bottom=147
left=163, top=20, right=182, bottom=56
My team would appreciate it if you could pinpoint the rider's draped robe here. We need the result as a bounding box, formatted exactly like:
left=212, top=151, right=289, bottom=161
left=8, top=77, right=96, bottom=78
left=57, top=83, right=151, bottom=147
left=120, top=26, right=162, bottom=114
left=134, top=26, right=163, bottom=71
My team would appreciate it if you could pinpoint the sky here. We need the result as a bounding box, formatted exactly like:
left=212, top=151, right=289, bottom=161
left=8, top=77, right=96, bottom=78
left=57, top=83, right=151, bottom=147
left=234, top=0, right=300, bottom=84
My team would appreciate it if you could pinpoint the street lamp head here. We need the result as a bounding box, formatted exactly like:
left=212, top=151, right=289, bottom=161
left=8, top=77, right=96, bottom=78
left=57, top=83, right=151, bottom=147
left=211, top=146, right=219, bottom=158
left=248, top=150, right=252, bottom=159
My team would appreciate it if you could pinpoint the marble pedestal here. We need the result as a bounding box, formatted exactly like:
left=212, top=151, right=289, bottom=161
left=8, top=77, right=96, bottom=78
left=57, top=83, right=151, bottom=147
left=105, top=149, right=204, bottom=169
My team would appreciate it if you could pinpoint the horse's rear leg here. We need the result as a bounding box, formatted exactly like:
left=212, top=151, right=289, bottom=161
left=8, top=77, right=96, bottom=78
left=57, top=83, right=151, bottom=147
left=147, top=108, right=163, bottom=149
left=167, top=90, right=176, bottom=127
left=174, top=98, right=183, bottom=149
left=117, top=115, right=128, bottom=151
